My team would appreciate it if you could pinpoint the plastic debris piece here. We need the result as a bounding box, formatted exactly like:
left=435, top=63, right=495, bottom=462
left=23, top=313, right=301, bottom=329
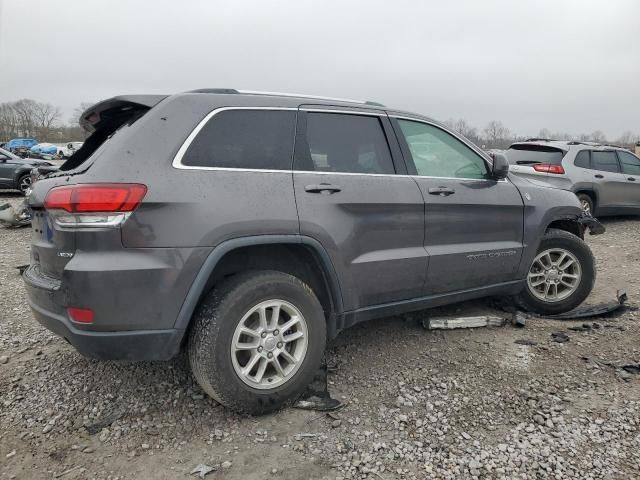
left=190, top=464, right=216, bottom=478
left=545, top=290, right=630, bottom=320
left=294, top=362, right=342, bottom=411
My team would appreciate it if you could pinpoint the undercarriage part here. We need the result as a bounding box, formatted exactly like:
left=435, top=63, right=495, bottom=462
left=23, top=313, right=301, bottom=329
left=425, top=315, right=506, bottom=330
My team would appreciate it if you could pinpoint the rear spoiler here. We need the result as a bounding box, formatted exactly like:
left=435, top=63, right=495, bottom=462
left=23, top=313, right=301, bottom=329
left=79, top=95, right=167, bottom=133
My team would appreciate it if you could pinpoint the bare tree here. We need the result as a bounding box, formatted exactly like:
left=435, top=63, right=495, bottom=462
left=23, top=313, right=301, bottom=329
left=590, top=130, right=607, bottom=143
left=616, top=131, right=634, bottom=147
left=71, top=102, right=95, bottom=126
left=538, top=128, right=552, bottom=139
left=483, top=120, right=510, bottom=148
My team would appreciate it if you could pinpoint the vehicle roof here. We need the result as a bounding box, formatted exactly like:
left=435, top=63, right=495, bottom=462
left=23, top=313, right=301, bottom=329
left=80, top=89, right=442, bottom=132
left=509, top=139, right=628, bottom=152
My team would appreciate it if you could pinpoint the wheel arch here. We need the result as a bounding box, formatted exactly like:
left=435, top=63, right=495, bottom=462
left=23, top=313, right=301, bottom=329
left=174, top=235, right=344, bottom=341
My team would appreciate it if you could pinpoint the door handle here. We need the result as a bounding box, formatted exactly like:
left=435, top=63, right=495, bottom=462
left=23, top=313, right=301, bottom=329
left=304, top=183, right=342, bottom=194
left=594, top=174, right=604, bottom=179
left=428, top=186, right=455, bottom=196
left=628, top=177, right=636, bottom=182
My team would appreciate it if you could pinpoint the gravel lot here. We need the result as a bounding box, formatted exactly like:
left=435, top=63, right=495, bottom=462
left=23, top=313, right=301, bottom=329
left=2, top=190, right=640, bottom=480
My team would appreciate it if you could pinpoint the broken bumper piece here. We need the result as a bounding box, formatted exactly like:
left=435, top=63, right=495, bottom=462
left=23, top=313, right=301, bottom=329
left=578, top=214, right=605, bottom=235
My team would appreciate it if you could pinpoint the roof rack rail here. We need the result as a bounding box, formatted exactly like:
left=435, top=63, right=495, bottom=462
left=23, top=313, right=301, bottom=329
left=523, top=138, right=555, bottom=142
left=187, top=88, right=240, bottom=94
left=185, top=88, right=386, bottom=107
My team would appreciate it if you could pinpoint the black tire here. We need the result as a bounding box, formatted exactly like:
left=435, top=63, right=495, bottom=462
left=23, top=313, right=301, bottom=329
left=577, top=193, right=594, bottom=216
left=188, top=270, right=326, bottom=415
left=517, top=229, right=596, bottom=315
left=17, top=174, right=31, bottom=195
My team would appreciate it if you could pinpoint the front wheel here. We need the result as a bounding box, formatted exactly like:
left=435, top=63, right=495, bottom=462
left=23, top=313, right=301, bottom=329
left=17, top=174, right=32, bottom=195
left=188, top=270, right=326, bottom=415
left=517, top=229, right=596, bottom=315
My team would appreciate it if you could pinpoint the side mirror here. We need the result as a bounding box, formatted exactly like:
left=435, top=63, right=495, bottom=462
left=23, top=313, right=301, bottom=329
left=491, top=152, right=510, bottom=179
left=0, top=155, right=7, bottom=162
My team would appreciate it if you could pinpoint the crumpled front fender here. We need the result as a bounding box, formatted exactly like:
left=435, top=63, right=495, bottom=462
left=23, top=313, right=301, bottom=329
left=578, top=214, right=606, bottom=235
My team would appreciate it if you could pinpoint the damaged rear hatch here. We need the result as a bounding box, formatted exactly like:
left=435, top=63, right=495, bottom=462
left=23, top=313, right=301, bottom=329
left=26, top=95, right=166, bottom=281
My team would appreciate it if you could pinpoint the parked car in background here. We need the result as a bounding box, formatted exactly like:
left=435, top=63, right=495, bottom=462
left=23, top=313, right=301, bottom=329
left=507, top=139, right=640, bottom=217
left=23, top=89, right=603, bottom=414
left=5, top=138, right=38, bottom=157
left=30, top=143, right=61, bottom=159
left=0, top=147, right=56, bottom=194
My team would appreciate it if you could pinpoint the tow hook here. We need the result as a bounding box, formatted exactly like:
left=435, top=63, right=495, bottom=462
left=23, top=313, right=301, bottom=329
left=578, top=214, right=605, bottom=235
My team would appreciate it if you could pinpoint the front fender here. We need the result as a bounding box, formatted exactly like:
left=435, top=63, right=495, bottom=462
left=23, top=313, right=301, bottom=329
left=512, top=177, right=596, bottom=278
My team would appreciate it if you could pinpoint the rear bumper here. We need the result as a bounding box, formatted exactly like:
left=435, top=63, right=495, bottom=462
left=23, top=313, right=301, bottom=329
left=23, top=265, right=184, bottom=361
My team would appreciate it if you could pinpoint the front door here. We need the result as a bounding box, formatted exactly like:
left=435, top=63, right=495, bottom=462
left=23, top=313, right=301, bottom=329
left=391, top=117, right=524, bottom=295
left=590, top=150, right=628, bottom=210
left=292, top=108, right=427, bottom=310
left=617, top=150, right=640, bottom=209
left=0, top=152, right=18, bottom=188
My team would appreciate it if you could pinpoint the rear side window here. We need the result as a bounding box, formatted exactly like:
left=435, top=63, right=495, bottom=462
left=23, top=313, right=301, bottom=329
left=506, top=145, right=565, bottom=165
left=591, top=151, right=620, bottom=173
left=297, top=113, right=395, bottom=174
left=574, top=150, right=590, bottom=168
left=182, top=110, right=296, bottom=170
left=618, top=151, right=640, bottom=175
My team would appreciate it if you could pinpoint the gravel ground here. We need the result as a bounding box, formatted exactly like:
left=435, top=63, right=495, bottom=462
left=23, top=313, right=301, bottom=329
left=2, top=190, right=640, bottom=479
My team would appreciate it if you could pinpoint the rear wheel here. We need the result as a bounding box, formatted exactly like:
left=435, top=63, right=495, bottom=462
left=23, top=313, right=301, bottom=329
left=188, top=270, right=326, bottom=415
left=577, top=193, right=594, bottom=216
left=517, top=229, right=595, bottom=315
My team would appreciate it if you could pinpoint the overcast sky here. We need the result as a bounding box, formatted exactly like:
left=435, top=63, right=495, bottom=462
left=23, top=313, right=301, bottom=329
left=0, top=0, right=638, bottom=139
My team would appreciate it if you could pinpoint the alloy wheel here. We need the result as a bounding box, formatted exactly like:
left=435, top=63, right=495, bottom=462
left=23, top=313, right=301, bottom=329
left=231, top=299, right=308, bottom=390
left=527, top=248, right=582, bottom=303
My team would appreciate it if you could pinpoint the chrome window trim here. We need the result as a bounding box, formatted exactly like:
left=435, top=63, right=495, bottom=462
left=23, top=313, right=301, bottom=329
left=172, top=107, right=297, bottom=171
left=172, top=106, right=506, bottom=183
left=301, top=108, right=384, bottom=117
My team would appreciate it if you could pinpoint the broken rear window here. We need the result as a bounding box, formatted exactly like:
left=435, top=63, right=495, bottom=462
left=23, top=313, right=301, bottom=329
left=506, top=145, right=565, bottom=165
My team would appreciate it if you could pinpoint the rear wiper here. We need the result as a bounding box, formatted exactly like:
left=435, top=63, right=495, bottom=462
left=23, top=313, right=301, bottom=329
left=516, top=160, right=542, bottom=165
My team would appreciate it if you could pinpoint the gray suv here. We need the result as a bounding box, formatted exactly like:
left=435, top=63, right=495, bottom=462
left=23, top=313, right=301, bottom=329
left=23, top=90, right=603, bottom=414
left=507, top=139, right=640, bottom=216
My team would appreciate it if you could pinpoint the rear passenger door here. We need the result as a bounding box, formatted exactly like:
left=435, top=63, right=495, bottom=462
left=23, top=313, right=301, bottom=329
left=292, top=107, right=426, bottom=310
left=617, top=151, right=640, bottom=209
left=590, top=150, right=627, bottom=210
left=391, top=117, right=524, bottom=295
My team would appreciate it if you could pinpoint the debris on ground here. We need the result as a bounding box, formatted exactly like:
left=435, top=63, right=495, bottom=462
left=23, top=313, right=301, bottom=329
left=0, top=202, right=31, bottom=227
left=514, top=339, right=537, bottom=346
left=294, top=363, right=342, bottom=411
left=512, top=311, right=527, bottom=328
left=190, top=464, right=216, bottom=478
left=546, top=289, right=631, bottom=320
left=84, top=410, right=124, bottom=435
left=551, top=332, right=570, bottom=343
left=424, top=315, right=506, bottom=330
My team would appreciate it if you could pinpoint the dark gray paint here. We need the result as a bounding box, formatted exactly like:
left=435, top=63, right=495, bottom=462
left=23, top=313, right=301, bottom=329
left=23, top=91, right=593, bottom=361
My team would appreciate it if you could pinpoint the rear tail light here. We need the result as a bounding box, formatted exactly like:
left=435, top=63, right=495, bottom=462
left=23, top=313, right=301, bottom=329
left=533, top=164, right=565, bottom=174
left=67, top=307, right=94, bottom=324
left=44, top=184, right=147, bottom=227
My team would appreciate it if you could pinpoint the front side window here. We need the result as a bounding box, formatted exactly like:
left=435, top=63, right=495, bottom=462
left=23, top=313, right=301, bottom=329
left=618, top=151, right=640, bottom=175
left=298, top=113, right=395, bottom=174
left=397, top=119, right=489, bottom=179
left=591, top=151, right=620, bottom=173
left=182, top=110, right=296, bottom=170
left=574, top=150, right=590, bottom=168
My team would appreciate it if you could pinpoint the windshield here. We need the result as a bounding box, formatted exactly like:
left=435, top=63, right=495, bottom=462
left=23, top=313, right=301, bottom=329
left=0, top=147, right=19, bottom=160
left=507, top=145, right=566, bottom=165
